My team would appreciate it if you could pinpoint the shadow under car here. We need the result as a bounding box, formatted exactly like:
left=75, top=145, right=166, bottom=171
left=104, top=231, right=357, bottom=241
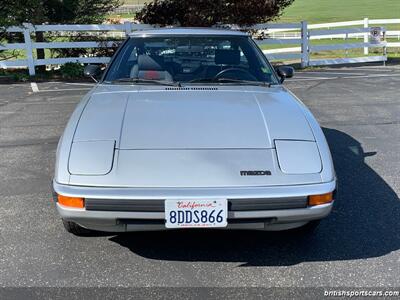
left=107, top=127, right=400, bottom=266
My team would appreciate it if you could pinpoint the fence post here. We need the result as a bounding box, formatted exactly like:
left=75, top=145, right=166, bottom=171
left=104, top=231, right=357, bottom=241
left=301, top=21, right=309, bottom=68
left=364, top=17, right=369, bottom=55
left=22, top=23, right=35, bottom=76
left=383, top=27, right=387, bottom=67
left=124, top=21, right=132, bottom=37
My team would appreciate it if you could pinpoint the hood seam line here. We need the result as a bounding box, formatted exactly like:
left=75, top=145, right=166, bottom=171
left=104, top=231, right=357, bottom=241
left=252, top=94, right=272, bottom=147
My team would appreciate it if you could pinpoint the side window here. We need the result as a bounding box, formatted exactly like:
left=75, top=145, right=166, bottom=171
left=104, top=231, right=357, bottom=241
left=216, top=41, right=249, bottom=68
left=238, top=46, right=249, bottom=66
left=219, top=40, right=232, bottom=49
left=127, top=47, right=138, bottom=63
left=106, top=42, right=137, bottom=80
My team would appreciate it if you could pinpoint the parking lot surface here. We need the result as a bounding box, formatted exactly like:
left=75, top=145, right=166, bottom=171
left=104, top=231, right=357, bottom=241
left=0, top=66, right=399, bottom=288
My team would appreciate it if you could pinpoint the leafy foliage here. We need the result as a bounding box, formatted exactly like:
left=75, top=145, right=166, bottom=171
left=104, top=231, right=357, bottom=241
left=0, top=0, right=121, bottom=25
left=0, top=0, right=121, bottom=63
left=59, top=62, right=84, bottom=78
left=137, top=0, right=295, bottom=27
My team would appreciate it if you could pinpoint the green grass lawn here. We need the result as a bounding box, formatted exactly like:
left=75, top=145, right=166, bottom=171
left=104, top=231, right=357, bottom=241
left=260, top=38, right=400, bottom=59
left=117, top=0, right=400, bottom=24
left=269, top=0, right=400, bottom=60
left=279, top=0, right=400, bottom=23
left=114, top=0, right=400, bottom=29
left=4, top=0, right=400, bottom=67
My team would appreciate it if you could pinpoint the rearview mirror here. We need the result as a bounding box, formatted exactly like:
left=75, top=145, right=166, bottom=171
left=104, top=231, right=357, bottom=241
left=276, top=66, right=295, bottom=83
left=84, top=64, right=102, bottom=82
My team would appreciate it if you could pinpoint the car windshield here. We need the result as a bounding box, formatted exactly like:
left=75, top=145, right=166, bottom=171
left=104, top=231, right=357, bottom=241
left=103, top=35, right=279, bottom=85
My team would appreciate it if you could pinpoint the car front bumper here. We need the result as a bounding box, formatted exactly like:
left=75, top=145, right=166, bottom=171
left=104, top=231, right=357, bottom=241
left=53, top=180, right=336, bottom=232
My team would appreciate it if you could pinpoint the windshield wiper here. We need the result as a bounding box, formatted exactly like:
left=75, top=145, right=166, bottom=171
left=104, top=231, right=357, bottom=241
left=109, top=78, right=180, bottom=86
left=189, top=78, right=271, bottom=87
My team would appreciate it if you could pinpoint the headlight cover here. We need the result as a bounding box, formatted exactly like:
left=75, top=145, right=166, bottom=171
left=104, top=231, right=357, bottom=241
left=68, top=140, right=115, bottom=175
left=275, top=140, right=322, bottom=174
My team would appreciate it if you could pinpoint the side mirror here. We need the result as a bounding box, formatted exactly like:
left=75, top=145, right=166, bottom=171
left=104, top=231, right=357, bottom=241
left=276, top=66, right=294, bottom=83
left=84, top=64, right=102, bottom=82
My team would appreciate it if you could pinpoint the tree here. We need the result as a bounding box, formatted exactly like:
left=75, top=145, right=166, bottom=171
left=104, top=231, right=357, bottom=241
left=0, top=0, right=121, bottom=67
left=0, top=0, right=121, bottom=25
left=0, top=0, right=35, bottom=61
left=137, top=0, right=295, bottom=27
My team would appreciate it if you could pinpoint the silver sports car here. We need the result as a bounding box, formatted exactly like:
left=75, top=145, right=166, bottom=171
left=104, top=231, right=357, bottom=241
left=52, top=28, right=336, bottom=235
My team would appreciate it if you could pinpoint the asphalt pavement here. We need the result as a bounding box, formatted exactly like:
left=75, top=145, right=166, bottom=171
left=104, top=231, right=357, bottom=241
left=0, top=66, right=399, bottom=292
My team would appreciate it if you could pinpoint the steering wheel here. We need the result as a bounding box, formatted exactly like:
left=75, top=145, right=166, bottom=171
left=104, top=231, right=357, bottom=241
left=214, top=67, right=258, bottom=81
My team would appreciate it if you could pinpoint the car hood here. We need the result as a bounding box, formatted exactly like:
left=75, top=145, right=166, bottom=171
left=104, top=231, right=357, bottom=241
left=73, top=86, right=315, bottom=149
left=65, top=86, right=324, bottom=187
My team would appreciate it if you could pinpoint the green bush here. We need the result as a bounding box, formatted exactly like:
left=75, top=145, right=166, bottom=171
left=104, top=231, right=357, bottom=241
left=59, top=62, right=84, bottom=79
left=12, top=73, right=29, bottom=82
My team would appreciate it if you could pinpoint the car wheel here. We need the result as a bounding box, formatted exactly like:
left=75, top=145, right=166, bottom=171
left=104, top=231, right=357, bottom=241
left=62, top=219, right=94, bottom=236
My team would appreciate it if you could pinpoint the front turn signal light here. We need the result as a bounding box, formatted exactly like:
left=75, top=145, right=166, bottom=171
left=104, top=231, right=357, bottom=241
left=308, top=192, right=333, bottom=206
left=57, top=194, right=85, bottom=209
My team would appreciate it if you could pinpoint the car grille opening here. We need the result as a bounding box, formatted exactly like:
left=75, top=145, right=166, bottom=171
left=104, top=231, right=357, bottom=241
left=85, top=197, right=307, bottom=212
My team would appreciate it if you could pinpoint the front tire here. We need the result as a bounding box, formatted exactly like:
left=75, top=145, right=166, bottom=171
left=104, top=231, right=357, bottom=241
left=62, top=219, right=94, bottom=236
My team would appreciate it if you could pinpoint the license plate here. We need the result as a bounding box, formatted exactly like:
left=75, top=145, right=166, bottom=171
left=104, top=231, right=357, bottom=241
left=165, top=199, right=227, bottom=229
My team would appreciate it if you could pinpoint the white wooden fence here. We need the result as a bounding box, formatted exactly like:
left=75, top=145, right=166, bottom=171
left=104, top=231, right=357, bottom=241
left=114, top=4, right=145, bottom=14
left=1, top=19, right=399, bottom=75
left=257, top=18, right=399, bottom=67
left=0, top=22, right=152, bottom=75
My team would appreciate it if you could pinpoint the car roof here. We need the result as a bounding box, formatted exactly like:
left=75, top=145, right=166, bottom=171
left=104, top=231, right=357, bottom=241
left=128, top=27, right=249, bottom=37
